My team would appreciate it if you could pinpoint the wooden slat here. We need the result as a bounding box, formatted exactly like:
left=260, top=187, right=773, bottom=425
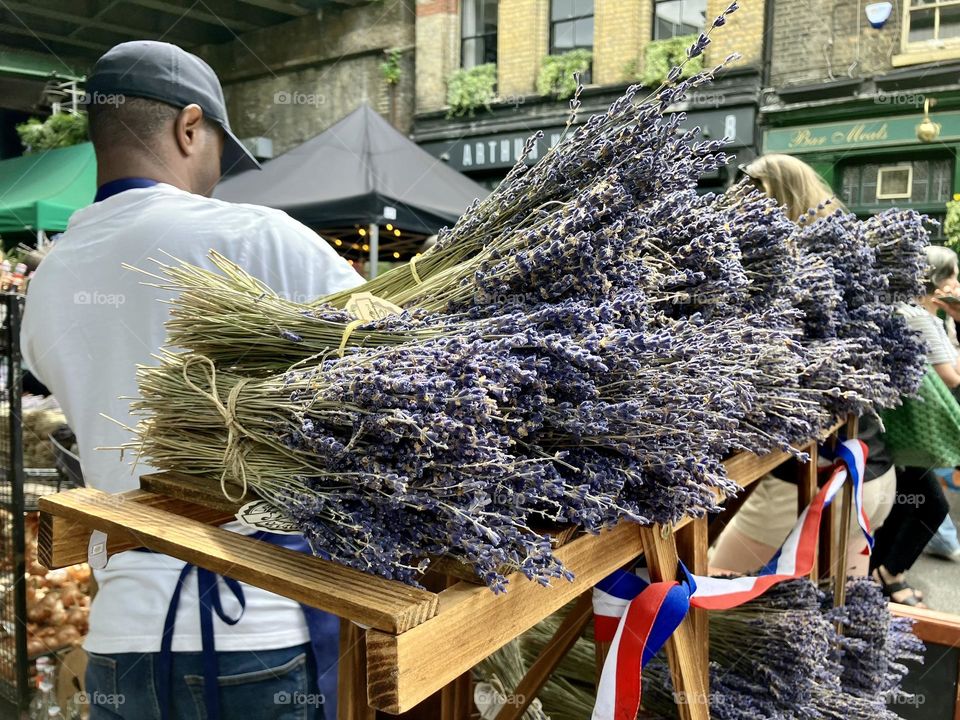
left=38, top=489, right=235, bottom=568
left=141, top=471, right=246, bottom=514
left=38, top=488, right=437, bottom=633
left=641, top=525, right=709, bottom=720
left=497, top=593, right=594, bottom=720
left=891, top=605, right=960, bottom=647
left=365, top=521, right=644, bottom=714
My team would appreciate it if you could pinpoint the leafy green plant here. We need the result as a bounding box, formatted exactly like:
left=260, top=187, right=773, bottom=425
left=380, top=49, right=403, bottom=86
left=945, top=195, right=960, bottom=252
left=639, top=34, right=703, bottom=88
left=536, top=49, right=592, bottom=100
left=16, top=112, right=88, bottom=153
left=446, top=63, right=497, bottom=118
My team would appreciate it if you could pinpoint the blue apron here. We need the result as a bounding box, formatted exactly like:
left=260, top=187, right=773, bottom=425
left=151, top=532, right=339, bottom=720
left=96, top=179, right=340, bottom=719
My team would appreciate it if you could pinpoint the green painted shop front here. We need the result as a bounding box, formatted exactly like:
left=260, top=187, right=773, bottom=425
left=762, top=105, right=960, bottom=234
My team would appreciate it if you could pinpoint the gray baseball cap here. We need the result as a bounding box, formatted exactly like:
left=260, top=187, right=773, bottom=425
left=85, top=40, right=260, bottom=175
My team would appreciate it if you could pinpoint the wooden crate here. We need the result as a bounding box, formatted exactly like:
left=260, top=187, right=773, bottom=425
left=36, top=418, right=846, bottom=719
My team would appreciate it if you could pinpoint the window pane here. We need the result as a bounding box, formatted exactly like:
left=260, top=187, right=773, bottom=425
left=941, top=4, right=960, bottom=38
left=551, top=0, right=573, bottom=21
left=573, top=0, right=593, bottom=16
left=655, top=0, right=684, bottom=37
left=841, top=166, right=860, bottom=206
left=482, top=33, right=498, bottom=64
left=909, top=8, right=936, bottom=41
left=574, top=16, right=594, bottom=48
left=861, top=164, right=879, bottom=205
left=553, top=19, right=575, bottom=49
left=482, top=0, right=498, bottom=33
left=462, top=37, right=482, bottom=69
left=912, top=161, right=929, bottom=202
left=932, top=159, right=953, bottom=201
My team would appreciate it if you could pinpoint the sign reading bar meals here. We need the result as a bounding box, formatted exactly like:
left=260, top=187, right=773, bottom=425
left=764, top=111, right=960, bottom=154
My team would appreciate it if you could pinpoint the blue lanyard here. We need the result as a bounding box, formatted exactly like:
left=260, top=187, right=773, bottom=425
left=94, top=177, right=159, bottom=202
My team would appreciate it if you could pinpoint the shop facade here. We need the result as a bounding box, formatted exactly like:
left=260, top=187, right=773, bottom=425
left=414, top=69, right=762, bottom=192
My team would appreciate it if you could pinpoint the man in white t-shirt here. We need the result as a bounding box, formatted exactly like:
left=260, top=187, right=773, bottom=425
left=22, top=41, right=362, bottom=720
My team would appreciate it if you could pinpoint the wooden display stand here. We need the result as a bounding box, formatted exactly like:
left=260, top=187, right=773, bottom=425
left=35, top=418, right=851, bottom=720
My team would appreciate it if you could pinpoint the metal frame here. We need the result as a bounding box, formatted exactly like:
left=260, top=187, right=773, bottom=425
left=0, top=293, right=28, bottom=713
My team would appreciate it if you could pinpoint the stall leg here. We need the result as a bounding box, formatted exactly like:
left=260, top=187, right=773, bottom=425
left=641, top=525, right=709, bottom=720
left=339, top=622, right=375, bottom=720
left=675, top=517, right=708, bottom=683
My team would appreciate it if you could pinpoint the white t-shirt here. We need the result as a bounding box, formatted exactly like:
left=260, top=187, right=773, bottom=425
left=898, top=302, right=959, bottom=366
left=22, top=183, right=363, bottom=653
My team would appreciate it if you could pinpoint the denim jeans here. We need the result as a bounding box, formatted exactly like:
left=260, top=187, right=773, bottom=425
left=86, top=644, right=324, bottom=720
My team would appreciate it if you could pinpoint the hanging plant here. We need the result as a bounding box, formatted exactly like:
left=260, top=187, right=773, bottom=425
left=16, top=112, right=88, bottom=153
left=536, top=49, right=592, bottom=100
left=380, top=49, right=403, bottom=86
left=640, top=34, right=703, bottom=88
left=446, top=63, right=497, bottom=118
left=945, top=195, right=960, bottom=253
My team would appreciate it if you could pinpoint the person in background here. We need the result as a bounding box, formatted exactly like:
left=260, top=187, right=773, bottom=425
left=710, top=154, right=897, bottom=578
left=868, top=246, right=959, bottom=605
left=22, top=41, right=363, bottom=719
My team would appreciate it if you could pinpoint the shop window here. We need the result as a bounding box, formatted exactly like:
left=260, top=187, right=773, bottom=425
left=462, top=0, right=498, bottom=69
left=840, top=157, right=953, bottom=208
left=905, top=0, right=960, bottom=45
left=654, top=0, right=707, bottom=40
left=550, top=0, right=594, bottom=53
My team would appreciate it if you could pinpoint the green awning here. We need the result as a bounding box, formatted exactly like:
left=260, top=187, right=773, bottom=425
left=0, top=143, right=96, bottom=233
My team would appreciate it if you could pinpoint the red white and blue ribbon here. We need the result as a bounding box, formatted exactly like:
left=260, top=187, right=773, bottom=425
left=591, top=439, right=870, bottom=720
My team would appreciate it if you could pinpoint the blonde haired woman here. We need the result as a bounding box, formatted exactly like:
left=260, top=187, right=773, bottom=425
left=738, top=153, right=839, bottom=223
left=711, top=154, right=898, bottom=581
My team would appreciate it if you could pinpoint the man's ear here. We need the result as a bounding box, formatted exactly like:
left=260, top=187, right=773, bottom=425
left=174, top=104, right=205, bottom=157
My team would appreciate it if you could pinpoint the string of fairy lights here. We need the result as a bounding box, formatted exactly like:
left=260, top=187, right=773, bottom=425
left=319, top=224, right=433, bottom=272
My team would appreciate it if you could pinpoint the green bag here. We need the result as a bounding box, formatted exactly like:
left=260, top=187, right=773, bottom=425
left=880, top=367, right=960, bottom=468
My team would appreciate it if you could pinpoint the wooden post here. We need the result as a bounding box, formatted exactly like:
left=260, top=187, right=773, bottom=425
left=640, top=525, right=709, bottom=720
left=833, top=416, right=860, bottom=621
left=339, top=623, right=375, bottom=720
left=675, top=517, right=709, bottom=683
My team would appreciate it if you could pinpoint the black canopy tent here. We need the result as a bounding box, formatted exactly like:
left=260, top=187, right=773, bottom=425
left=214, top=104, right=487, bottom=276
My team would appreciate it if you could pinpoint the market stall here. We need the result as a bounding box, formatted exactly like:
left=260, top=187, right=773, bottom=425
left=23, top=19, right=948, bottom=720
left=213, top=104, right=488, bottom=277
left=0, top=143, right=96, bottom=236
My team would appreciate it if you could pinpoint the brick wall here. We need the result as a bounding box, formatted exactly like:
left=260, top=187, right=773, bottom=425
left=413, top=0, right=767, bottom=117
left=198, top=0, right=416, bottom=153
left=593, top=0, right=646, bottom=86
left=416, top=0, right=460, bottom=112
left=707, top=0, right=765, bottom=69
left=769, top=0, right=902, bottom=87
left=498, top=0, right=550, bottom=97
